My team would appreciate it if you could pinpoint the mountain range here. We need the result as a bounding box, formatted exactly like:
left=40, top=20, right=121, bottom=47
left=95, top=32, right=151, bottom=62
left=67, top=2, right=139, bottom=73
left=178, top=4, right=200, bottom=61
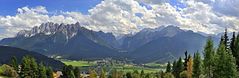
left=0, top=22, right=217, bottom=63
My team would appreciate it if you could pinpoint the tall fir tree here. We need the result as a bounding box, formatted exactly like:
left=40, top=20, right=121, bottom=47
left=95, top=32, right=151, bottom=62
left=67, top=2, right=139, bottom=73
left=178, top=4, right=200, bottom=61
left=140, top=70, right=145, bottom=78
left=224, top=28, right=230, bottom=51
left=126, top=72, right=132, bottom=78
left=73, top=67, right=80, bottom=78
left=192, top=52, right=202, bottom=78
left=175, top=57, right=184, bottom=78
left=235, top=34, right=239, bottom=69
left=46, top=67, right=54, bottom=78
left=203, top=38, right=215, bottom=78
left=166, top=62, right=172, bottom=73
left=29, top=57, right=39, bottom=78
left=231, top=32, right=239, bottom=70
left=10, top=56, right=18, bottom=71
left=67, top=65, right=75, bottom=78
left=184, top=51, right=189, bottom=70
left=214, top=40, right=238, bottom=78
left=20, top=56, right=32, bottom=78
left=172, top=61, right=177, bottom=76
left=230, top=32, right=236, bottom=54
left=38, top=62, right=47, bottom=78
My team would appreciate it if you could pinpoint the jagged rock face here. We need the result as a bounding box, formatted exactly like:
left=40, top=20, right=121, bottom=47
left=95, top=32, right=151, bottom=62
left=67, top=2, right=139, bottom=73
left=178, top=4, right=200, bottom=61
left=17, top=22, right=81, bottom=39
left=0, top=22, right=120, bottom=59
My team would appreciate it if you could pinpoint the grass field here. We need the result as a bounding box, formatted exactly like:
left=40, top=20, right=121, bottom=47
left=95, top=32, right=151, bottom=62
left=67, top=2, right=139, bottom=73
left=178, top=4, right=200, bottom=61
left=62, top=60, right=164, bottom=73
left=145, top=62, right=167, bottom=67
left=62, top=60, right=95, bottom=67
left=114, top=65, right=162, bottom=73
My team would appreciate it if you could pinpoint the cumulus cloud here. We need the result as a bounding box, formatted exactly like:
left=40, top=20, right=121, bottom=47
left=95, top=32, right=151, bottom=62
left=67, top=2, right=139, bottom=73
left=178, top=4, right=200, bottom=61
left=179, top=0, right=239, bottom=33
left=0, top=6, right=87, bottom=38
left=0, top=0, right=239, bottom=38
left=191, top=0, right=239, bottom=17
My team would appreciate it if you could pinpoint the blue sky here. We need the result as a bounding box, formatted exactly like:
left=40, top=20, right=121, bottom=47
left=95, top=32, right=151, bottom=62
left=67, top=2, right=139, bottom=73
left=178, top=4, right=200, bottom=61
left=0, top=0, right=102, bottom=15
left=0, top=0, right=184, bottom=15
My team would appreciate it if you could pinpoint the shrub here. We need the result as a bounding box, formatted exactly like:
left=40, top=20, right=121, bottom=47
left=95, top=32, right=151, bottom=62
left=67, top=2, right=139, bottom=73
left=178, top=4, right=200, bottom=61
left=0, top=64, right=18, bottom=77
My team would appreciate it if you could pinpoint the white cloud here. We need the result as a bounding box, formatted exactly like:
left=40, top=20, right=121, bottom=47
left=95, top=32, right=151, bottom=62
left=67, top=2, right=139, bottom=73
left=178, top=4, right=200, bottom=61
left=0, top=0, right=239, bottom=38
left=0, top=6, right=87, bottom=38
left=191, top=0, right=239, bottom=17
left=178, top=0, right=239, bottom=34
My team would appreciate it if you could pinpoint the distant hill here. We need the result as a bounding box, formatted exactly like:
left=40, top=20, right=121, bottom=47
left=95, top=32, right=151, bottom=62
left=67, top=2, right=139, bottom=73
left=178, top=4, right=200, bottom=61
left=0, top=46, right=64, bottom=70
left=0, top=22, right=219, bottom=63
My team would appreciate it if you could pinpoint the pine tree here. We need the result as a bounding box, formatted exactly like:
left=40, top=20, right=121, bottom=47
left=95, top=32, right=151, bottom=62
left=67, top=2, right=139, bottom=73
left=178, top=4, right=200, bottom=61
left=20, top=56, right=31, bottom=78
left=46, top=67, right=53, bottom=78
left=184, top=51, right=189, bottom=70
left=166, top=62, right=172, bottom=73
left=126, top=72, right=132, bottom=78
left=192, top=52, right=202, bottom=78
left=172, top=61, right=177, bottom=76
left=203, top=38, right=214, bottom=78
left=175, top=57, right=184, bottom=78
left=231, top=32, right=239, bottom=70
left=230, top=32, right=236, bottom=55
left=140, top=70, right=145, bottom=78
left=10, top=56, right=18, bottom=71
left=38, top=62, right=47, bottom=78
left=29, top=57, right=39, bottom=78
left=224, top=28, right=230, bottom=50
left=73, top=67, right=80, bottom=78
left=214, top=41, right=238, bottom=78
left=66, top=65, right=75, bottom=78
left=62, top=65, right=67, bottom=78
left=235, top=34, right=239, bottom=68
left=186, top=55, right=193, bottom=78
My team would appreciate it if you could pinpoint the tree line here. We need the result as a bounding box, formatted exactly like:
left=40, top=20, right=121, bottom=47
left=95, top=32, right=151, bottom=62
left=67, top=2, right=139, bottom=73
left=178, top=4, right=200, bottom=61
left=0, top=55, right=54, bottom=78
left=164, top=29, right=239, bottom=78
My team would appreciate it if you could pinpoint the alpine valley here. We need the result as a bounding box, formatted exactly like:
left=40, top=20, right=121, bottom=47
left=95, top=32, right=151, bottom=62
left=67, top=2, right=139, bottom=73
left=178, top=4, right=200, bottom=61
left=0, top=22, right=219, bottom=63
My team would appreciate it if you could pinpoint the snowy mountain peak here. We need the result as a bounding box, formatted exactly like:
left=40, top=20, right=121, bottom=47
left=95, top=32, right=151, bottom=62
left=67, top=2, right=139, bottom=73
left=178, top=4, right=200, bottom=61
left=16, top=22, right=83, bottom=38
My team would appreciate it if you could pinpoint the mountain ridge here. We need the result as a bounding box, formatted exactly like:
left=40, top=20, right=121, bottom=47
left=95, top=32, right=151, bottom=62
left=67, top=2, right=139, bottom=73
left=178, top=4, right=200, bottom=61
left=0, top=22, right=216, bottom=63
